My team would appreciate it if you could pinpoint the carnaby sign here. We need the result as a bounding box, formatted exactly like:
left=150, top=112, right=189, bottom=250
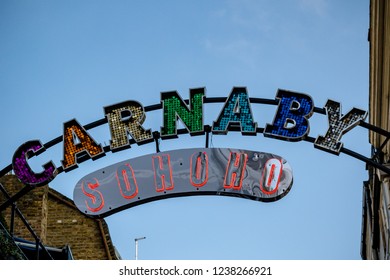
left=73, top=148, right=293, bottom=218
left=8, top=87, right=367, bottom=195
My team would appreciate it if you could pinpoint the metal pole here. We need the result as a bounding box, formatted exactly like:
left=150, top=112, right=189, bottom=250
left=135, top=239, right=140, bottom=260
left=134, top=237, right=146, bottom=260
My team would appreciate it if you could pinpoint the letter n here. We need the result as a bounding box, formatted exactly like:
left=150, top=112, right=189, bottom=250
left=160, top=88, right=205, bottom=139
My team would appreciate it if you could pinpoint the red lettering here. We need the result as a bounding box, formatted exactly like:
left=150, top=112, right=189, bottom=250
left=224, top=152, right=248, bottom=190
left=260, top=158, right=282, bottom=194
left=116, top=163, right=139, bottom=199
left=190, top=151, right=209, bottom=187
left=152, top=154, right=174, bottom=192
left=81, top=178, right=104, bottom=212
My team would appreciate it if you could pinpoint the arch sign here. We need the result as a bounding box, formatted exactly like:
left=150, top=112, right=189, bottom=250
left=74, top=148, right=293, bottom=217
left=2, top=87, right=371, bottom=217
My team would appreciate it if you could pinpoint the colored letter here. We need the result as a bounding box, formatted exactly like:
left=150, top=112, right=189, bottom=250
left=116, top=163, right=139, bottom=199
left=190, top=151, right=209, bottom=187
left=314, top=100, right=367, bottom=154
left=105, top=100, right=153, bottom=152
left=264, top=89, right=314, bottom=141
left=12, top=140, right=56, bottom=187
left=224, top=152, right=248, bottom=190
left=212, top=87, right=257, bottom=135
left=160, top=88, right=205, bottom=138
left=62, top=119, right=105, bottom=171
left=81, top=178, right=104, bottom=213
left=152, top=154, right=174, bottom=192
left=260, top=158, right=282, bottom=195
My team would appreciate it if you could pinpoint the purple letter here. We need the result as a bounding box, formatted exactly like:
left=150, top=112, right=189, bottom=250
left=12, top=140, right=57, bottom=187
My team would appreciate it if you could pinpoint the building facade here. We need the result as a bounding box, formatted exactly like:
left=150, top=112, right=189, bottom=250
left=361, top=0, right=390, bottom=260
left=0, top=175, right=120, bottom=260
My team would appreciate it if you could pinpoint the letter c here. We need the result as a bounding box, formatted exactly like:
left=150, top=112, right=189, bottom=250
left=12, top=140, right=57, bottom=187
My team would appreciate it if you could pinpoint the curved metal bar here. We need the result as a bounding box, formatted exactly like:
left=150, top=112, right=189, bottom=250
left=0, top=97, right=388, bottom=178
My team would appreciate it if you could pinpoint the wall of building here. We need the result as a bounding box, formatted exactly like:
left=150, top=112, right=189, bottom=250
left=0, top=175, right=48, bottom=243
left=0, top=175, right=119, bottom=260
left=362, top=0, right=390, bottom=260
left=369, top=0, right=390, bottom=152
left=45, top=191, right=113, bottom=259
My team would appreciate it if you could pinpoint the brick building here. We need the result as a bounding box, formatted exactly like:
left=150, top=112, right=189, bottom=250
left=0, top=175, right=120, bottom=260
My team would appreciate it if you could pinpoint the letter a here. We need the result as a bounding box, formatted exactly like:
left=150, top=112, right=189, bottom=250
left=212, top=87, right=257, bottom=135
left=62, top=119, right=105, bottom=171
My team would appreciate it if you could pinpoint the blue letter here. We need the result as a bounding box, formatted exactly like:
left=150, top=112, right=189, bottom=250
left=264, top=89, right=314, bottom=141
left=212, top=87, right=257, bottom=135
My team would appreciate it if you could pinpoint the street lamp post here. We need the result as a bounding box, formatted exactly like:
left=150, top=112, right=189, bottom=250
left=134, top=237, right=146, bottom=260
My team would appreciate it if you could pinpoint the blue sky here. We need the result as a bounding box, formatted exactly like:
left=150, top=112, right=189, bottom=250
left=0, top=0, right=370, bottom=259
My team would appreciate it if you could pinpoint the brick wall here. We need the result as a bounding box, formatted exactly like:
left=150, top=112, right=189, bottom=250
left=45, top=191, right=110, bottom=259
left=0, top=175, right=118, bottom=260
left=0, top=175, right=47, bottom=243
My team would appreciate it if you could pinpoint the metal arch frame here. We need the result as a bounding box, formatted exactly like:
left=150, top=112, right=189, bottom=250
left=1, top=96, right=390, bottom=211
